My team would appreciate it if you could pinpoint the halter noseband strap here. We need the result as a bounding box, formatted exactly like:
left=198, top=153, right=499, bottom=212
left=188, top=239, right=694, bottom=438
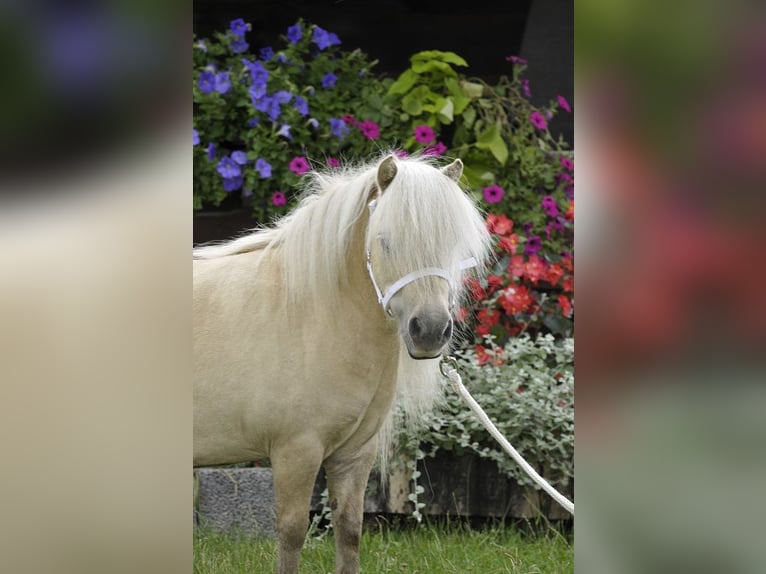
left=365, top=199, right=478, bottom=315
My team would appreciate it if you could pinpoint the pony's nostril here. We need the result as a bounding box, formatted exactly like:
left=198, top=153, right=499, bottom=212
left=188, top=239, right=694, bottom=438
left=409, top=316, right=422, bottom=338
left=442, top=321, right=453, bottom=342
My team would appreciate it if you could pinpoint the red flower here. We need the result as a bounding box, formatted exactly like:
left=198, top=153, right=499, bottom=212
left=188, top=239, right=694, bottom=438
left=545, top=264, right=564, bottom=286
left=524, top=255, right=546, bottom=284
left=475, top=345, right=493, bottom=366
left=487, top=214, right=513, bottom=236
left=562, top=277, right=574, bottom=293
left=499, top=285, right=533, bottom=315
left=466, top=278, right=487, bottom=301
left=477, top=308, right=501, bottom=328
left=486, top=274, right=504, bottom=293
left=454, top=307, right=468, bottom=322
left=498, top=235, right=518, bottom=254
left=558, top=294, right=573, bottom=317
left=342, top=114, right=356, bottom=124
left=565, top=200, right=574, bottom=221
left=508, top=255, right=525, bottom=278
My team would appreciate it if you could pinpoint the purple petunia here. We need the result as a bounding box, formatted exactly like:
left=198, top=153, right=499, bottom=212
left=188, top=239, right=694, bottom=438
left=557, top=95, right=571, bottom=113
left=560, top=156, right=574, bottom=171
left=247, top=117, right=260, bottom=128
left=214, top=72, right=231, bottom=94
left=206, top=143, right=216, bottom=161
left=223, top=177, right=243, bottom=193
left=192, top=129, right=200, bottom=146
left=312, top=26, right=340, bottom=50
left=230, top=19, right=248, bottom=37
left=322, top=72, right=337, bottom=88
left=259, top=46, right=274, bottom=60
left=255, top=158, right=272, bottom=178
left=217, top=157, right=241, bottom=179
left=286, top=24, right=302, bottom=44
left=482, top=184, right=505, bottom=204
left=357, top=120, right=380, bottom=140
left=231, top=151, right=248, bottom=165
left=198, top=71, right=215, bottom=94
left=293, top=96, right=309, bottom=116
left=273, top=90, right=292, bottom=104
left=277, top=124, right=292, bottom=140
left=413, top=124, right=435, bottom=144
left=506, top=55, right=528, bottom=66
left=329, top=117, right=349, bottom=139
left=248, top=82, right=267, bottom=102
left=521, top=79, right=531, bottom=98
left=327, top=157, right=341, bottom=168
left=524, top=235, right=542, bottom=256
left=271, top=191, right=287, bottom=206
left=424, top=142, right=447, bottom=156
left=242, top=59, right=269, bottom=85
left=529, top=111, right=547, bottom=130
left=289, top=156, right=310, bottom=175
left=231, top=38, right=249, bottom=54
left=541, top=195, right=559, bottom=217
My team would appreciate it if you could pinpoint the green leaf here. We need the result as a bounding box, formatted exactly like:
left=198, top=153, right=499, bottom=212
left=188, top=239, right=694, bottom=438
left=460, top=80, right=485, bottom=99
left=437, top=97, right=455, bottom=124
left=402, top=92, right=423, bottom=115
left=461, top=107, right=476, bottom=128
left=388, top=69, right=418, bottom=95
left=411, top=59, right=457, bottom=76
left=411, top=50, right=468, bottom=67
left=475, top=123, right=509, bottom=165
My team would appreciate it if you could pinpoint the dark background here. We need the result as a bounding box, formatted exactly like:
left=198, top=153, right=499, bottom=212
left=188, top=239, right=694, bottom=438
left=193, top=0, right=573, bottom=143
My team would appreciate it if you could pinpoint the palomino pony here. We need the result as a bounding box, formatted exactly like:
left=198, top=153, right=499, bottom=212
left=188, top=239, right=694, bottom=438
left=193, top=154, right=491, bottom=574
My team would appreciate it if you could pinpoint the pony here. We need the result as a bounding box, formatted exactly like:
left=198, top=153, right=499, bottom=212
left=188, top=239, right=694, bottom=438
left=193, top=153, right=491, bottom=574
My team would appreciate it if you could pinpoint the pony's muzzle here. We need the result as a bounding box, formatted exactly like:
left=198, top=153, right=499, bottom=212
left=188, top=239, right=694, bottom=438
left=407, top=310, right=453, bottom=357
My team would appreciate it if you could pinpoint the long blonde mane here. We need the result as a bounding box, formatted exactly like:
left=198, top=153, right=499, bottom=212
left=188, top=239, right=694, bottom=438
left=194, top=153, right=491, bottom=469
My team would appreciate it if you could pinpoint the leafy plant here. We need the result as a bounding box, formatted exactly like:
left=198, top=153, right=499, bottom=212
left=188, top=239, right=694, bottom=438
left=393, top=335, right=574, bottom=489
left=193, top=19, right=410, bottom=220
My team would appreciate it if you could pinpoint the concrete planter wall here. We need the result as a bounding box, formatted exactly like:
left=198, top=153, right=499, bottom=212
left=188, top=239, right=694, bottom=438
left=194, top=452, right=572, bottom=536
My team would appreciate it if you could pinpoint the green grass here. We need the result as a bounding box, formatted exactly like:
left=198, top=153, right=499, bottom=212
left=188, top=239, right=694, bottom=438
left=194, top=520, right=573, bottom=573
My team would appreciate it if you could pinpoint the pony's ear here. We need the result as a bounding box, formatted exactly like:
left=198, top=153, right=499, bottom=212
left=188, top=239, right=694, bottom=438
left=376, top=155, right=398, bottom=194
left=441, top=158, right=464, bottom=182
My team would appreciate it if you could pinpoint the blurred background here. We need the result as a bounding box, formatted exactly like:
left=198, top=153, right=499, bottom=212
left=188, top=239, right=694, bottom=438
left=576, top=0, right=766, bottom=572
left=1, top=0, right=765, bottom=572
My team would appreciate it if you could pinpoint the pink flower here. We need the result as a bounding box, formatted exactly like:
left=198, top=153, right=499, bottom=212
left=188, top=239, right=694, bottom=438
left=560, top=156, right=574, bottom=171
left=289, top=156, right=310, bottom=174
left=342, top=114, right=356, bottom=124
left=393, top=149, right=409, bottom=158
left=327, top=157, right=340, bottom=168
left=358, top=120, right=380, bottom=140
left=506, top=55, right=527, bottom=66
left=483, top=184, right=505, bottom=204
left=271, top=191, right=287, bottom=206
left=424, top=141, right=447, bottom=156
left=521, top=79, right=531, bottom=98
left=413, top=124, right=435, bottom=144
left=541, top=195, right=559, bottom=217
left=529, top=112, right=547, bottom=130
left=557, top=95, right=571, bottom=113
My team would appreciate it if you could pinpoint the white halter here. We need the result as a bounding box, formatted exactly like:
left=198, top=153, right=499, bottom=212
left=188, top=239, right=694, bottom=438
left=365, top=199, right=478, bottom=315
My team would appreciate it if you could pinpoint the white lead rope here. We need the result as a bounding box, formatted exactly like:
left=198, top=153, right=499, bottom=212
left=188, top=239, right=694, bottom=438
left=439, top=356, right=575, bottom=516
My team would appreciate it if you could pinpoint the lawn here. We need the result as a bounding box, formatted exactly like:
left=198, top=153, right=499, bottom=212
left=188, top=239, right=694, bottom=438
left=194, top=520, right=573, bottom=574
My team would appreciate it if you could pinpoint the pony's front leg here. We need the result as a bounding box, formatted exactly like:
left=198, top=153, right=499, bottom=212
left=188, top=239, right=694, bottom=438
left=271, top=441, right=324, bottom=574
left=324, top=438, right=378, bottom=574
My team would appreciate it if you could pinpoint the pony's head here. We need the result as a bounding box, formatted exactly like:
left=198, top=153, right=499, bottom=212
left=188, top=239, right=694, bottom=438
left=365, top=155, right=491, bottom=359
